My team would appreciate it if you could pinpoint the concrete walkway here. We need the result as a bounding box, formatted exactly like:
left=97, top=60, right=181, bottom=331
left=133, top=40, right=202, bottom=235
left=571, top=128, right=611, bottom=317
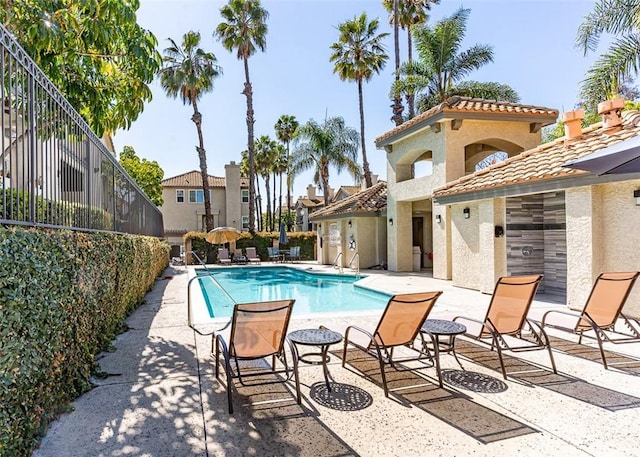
left=33, top=265, right=640, bottom=457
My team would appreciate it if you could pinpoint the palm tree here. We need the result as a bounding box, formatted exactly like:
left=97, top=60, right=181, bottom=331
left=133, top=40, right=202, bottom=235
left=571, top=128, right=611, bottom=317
left=240, top=149, right=262, bottom=230
left=383, top=0, right=439, bottom=118
left=392, top=7, right=519, bottom=112
left=274, top=114, right=298, bottom=230
left=576, top=0, right=640, bottom=112
left=216, top=0, right=268, bottom=234
left=291, top=117, right=361, bottom=208
left=391, top=0, right=403, bottom=125
left=254, top=135, right=276, bottom=231
left=273, top=143, right=287, bottom=231
left=159, top=31, right=222, bottom=232
left=331, top=13, right=388, bottom=189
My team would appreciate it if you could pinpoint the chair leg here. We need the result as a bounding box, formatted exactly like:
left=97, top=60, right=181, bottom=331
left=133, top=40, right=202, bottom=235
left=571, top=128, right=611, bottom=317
left=492, top=335, right=508, bottom=379
left=594, top=330, right=609, bottom=369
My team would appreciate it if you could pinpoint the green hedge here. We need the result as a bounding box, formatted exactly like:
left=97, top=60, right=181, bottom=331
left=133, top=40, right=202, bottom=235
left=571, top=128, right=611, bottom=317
left=0, top=227, right=169, bottom=456
left=185, top=230, right=317, bottom=264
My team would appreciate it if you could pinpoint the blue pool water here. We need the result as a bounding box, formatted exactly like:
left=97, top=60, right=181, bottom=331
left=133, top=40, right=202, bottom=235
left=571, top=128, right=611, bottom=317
left=196, top=266, right=391, bottom=318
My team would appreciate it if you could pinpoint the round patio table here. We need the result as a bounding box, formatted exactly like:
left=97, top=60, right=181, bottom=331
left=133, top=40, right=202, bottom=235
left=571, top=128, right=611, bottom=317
left=288, top=328, right=343, bottom=391
left=420, top=319, right=467, bottom=371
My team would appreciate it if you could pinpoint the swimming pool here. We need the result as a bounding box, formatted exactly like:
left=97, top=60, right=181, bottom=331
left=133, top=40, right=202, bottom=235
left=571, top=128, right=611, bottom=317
left=196, top=266, right=391, bottom=318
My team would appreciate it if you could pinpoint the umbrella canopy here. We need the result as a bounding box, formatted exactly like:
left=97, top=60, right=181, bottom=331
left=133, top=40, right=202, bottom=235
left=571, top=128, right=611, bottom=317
left=278, top=223, right=288, bottom=245
left=206, top=226, right=242, bottom=245
left=563, top=135, right=640, bottom=175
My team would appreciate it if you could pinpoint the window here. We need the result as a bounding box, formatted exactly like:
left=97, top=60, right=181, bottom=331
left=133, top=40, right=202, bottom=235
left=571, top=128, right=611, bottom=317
left=176, top=189, right=184, bottom=203
left=241, top=189, right=249, bottom=203
left=188, top=189, right=212, bottom=203
left=242, top=216, right=249, bottom=230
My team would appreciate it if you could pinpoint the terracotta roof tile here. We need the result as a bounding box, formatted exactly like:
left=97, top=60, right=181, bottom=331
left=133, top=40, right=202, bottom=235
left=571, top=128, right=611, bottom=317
left=375, top=96, right=558, bottom=146
left=297, top=198, right=323, bottom=208
left=433, top=111, right=640, bottom=199
left=161, top=170, right=249, bottom=188
left=310, top=181, right=387, bottom=219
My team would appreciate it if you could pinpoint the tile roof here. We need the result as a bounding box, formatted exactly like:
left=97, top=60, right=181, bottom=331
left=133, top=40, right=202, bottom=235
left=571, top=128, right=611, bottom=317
left=296, top=198, right=323, bottom=208
left=309, top=181, right=387, bottom=220
left=433, top=110, right=640, bottom=200
left=375, top=96, right=559, bottom=147
left=161, top=170, right=249, bottom=188
left=333, top=185, right=361, bottom=200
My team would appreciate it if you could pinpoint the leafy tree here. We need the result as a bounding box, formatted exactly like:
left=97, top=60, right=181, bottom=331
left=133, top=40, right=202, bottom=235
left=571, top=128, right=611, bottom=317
left=291, top=117, right=361, bottom=207
left=216, top=0, right=269, bottom=234
left=119, top=146, right=164, bottom=206
left=331, top=12, right=389, bottom=189
left=392, top=8, right=519, bottom=112
left=274, top=114, right=299, bottom=230
left=1, top=0, right=162, bottom=136
left=159, top=31, right=222, bottom=232
left=383, top=0, right=440, bottom=117
left=576, top=0, right=640, bottom=112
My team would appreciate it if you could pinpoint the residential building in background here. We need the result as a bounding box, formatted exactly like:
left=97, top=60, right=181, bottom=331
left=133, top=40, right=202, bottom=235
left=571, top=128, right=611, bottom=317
left=160, top=162, right=248, bottom=256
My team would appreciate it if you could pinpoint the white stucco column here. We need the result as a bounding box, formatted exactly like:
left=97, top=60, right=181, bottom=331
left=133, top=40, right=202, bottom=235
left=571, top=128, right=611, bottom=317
left=432, top=205, right=452, bottom=280
left=479, top=198, right=506, bottom=294
left=565, top=186, right=603, bottom=309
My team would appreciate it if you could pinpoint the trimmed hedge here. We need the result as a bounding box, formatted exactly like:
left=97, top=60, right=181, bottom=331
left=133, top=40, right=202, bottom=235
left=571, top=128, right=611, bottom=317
left=0, top=227, right=169, bottom=456
left=185, top=230, right=317, bottom=264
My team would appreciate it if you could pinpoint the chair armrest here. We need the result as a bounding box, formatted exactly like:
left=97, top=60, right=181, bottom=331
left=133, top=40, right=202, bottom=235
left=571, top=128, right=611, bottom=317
left=453, top=315, right=492, bottom=338
left=540, top=309, right=582, bottom=330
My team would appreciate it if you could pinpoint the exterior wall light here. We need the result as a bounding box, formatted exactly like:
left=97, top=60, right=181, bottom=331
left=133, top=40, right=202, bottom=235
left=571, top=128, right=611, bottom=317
left=635, top=190, right=640, bottom=206
left=463, top=207, right=470, bottom=219
left=389, top=218, right=394, bottom=225
left=348, top=220, right=352, bottom=228
left=435, top=214, right=442, bottom=223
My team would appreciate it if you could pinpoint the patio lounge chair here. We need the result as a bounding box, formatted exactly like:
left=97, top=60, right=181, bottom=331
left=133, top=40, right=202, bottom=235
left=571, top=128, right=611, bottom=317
left=453, top=275, right=557, bottom=379
left=341, top=291, right=443, bottom=397
left=286, top=246, right=301, bottom=262
left=245, top=247, right=261, bottom=264
left=540, top=272, right=640, bottom=369
left=267, top=246, right=280, bottom=262
left=233, top=248, right=247, bottom=264
left=217, top=248, right=231, bottom=265
left=213, top=299, right=300, bottom=413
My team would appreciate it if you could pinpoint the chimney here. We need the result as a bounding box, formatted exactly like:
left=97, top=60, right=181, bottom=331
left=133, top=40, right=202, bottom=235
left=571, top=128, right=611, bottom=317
left=306, top=184, right=315, bottom=199
left=562, top=109, right=584, bottom=139
left=598, top=98, right=625, bottom=130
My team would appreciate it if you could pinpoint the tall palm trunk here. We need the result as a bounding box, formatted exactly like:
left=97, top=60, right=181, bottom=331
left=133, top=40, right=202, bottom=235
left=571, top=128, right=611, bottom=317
left=254, top=172, right=262, bottom=231
left=190, top=97, right=213, bottom=231
left=286, top=141, right=292, bottom=231
left=407, top=29, right=415, bottom=118
left=278, top=168, right=283, bottom=231
left=321, top=159, right=330, bottom=207
left=264, top=173, right=272, bottom=232
left=272, top=172, right=277, bottom=231
left=243, top=56, right=256, bottom=233
left=391, top=0, right=403, bottom=125
left=358, top=79, right=372, bottom=188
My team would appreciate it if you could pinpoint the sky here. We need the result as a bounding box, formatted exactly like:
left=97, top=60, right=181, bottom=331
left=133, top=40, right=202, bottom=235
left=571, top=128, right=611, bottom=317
left=114, top=0, right=605, bottom=202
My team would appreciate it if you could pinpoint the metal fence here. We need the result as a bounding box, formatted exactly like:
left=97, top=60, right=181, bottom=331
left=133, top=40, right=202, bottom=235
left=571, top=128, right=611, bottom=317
left=0, top=24, right=163, bottom=236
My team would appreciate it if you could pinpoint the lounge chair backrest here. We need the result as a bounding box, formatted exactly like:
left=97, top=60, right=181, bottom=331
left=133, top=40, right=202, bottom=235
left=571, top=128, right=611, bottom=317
left=374, top=291, right=442, bottom=347
left=230, top=300, right=295, bottom=359
left=579, top=272, right=640, bottom=329
left=484, top=275, right=543, bottom=336
left=246, top=247, right=258, bottom=258
left=234, top=248, right=243, bottom=257
left=290, top=246, right=300, bottom=256
left=218, top=248, right=230, bottom=259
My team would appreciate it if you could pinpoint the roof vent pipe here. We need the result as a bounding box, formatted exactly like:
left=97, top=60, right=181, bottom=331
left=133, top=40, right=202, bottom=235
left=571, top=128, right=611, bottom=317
left=562, top=109, right=584, bottom=139
left=598, top=98, right=625, bottom=130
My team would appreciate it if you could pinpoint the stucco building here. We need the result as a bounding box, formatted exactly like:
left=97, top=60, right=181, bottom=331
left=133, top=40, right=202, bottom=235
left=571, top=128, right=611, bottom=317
left=160, top=162, right=249, bottom=256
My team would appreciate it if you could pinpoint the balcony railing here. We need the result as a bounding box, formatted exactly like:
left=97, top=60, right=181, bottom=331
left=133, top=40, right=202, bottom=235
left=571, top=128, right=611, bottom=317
left=0, top=24, right=163, bottom=236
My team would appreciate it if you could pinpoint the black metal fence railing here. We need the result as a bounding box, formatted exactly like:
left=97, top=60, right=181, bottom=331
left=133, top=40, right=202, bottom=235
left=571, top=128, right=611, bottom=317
left=0, top=24, right=163, bottom=236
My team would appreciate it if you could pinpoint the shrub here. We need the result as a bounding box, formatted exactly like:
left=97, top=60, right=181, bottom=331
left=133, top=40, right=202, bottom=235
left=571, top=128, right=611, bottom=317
left=0, top=227, right=169, bottom=455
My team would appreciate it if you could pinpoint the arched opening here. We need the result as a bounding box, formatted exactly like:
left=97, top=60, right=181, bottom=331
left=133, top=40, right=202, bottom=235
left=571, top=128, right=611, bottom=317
left=464, top=139, right=524, bottom=174
left=396, top=148, right=433, bottom=183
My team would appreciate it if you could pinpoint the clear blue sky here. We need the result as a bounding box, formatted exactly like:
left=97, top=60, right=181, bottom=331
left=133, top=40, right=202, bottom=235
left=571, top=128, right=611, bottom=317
left=114, top=0, right=603, bottom=201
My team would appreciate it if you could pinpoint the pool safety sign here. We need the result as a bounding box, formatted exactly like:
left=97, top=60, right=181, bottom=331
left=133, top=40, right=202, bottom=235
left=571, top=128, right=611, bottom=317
left=329, top=223, right=340, bottom=246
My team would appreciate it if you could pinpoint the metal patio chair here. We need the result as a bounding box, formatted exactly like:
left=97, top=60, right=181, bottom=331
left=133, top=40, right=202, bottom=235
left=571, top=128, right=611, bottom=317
left=454, top=275, right=557, bottom=379
left=213, top=299, right=300, bottom=413
left=341, top=291, right=443, bottom=396
left=541, top=272, right=640, bottom=369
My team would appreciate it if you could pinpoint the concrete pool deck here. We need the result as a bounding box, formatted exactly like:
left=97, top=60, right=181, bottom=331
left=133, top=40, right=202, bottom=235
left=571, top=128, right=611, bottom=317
left=33, top=263, right=640, bottom=456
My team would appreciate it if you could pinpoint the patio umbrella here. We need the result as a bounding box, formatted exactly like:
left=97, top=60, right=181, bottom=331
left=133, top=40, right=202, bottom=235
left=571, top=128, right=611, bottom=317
left=563, top=135, right=640, bottom=175
left=278, top=223, right=288, bottom=245
left=206, top=226, right=242, bottom=245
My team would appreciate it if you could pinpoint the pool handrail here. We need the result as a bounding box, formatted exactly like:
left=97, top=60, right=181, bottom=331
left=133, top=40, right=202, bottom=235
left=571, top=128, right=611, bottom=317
left=332, top=252, right=344, bottom=273
left=187, top=250, right=214, bottom=275
left=187, top=273, right=237, bottom=336
left=348, top=252, right=360, bottom=278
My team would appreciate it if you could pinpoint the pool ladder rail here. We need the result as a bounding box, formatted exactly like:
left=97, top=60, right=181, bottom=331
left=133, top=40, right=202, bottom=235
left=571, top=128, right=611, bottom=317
left=332, top=251, right=360, bottom=278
